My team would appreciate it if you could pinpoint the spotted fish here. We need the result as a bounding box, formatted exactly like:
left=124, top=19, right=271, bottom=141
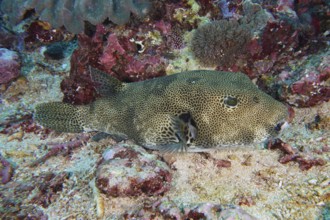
left=35, top=68, right=289, bottom=152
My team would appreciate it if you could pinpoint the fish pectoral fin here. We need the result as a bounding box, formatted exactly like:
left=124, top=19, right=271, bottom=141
left=174, top=112, right=198, bottom=144
left=89, top=66, right=125, bottom=96
left=171, top=116, right=187, bottom=143
left=158, top=142, right=188, bottom=153
left=157, top=114, right=198, bottom=153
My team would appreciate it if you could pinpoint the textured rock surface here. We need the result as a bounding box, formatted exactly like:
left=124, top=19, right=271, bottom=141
left=0, top=48, right=20, bottom=84
left=96, top=144, right=172, bottom=197
left=124, top=197, right=258, bottom=219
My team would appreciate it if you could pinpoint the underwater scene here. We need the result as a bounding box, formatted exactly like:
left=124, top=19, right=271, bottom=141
left=0, top=0, right=329, bottom=219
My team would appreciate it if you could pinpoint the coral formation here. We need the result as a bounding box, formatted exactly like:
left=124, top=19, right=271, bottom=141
left=24, top=21, right=75, bottom=50
left=191, top=19, right=252, bottom=67
left=61, top=22, right=168, bottom=104
left=1, top=0, right=151, bottom=34
left=96, top=144, right=172, bottom=197
left=0, top=48, right=21, bottom=84
left=272, top=49, right=330, bottom=107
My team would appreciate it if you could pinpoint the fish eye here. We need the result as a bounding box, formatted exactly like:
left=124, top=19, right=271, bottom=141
left=224, top=96, right=238, bottom=107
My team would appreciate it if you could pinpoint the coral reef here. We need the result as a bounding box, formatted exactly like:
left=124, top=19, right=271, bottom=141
left=0, top=0, right=329, bottom=219
left=1, top=0, right=151, bottom=34
left=61, top=22, right=168, bottom=104
left=190, top=0, right=329, bottom=84
left=0, top=48, right=21, bottom=84
left=24, top=21, right=75, bottom=50
left=270, top=49, right=330, bottom=107
left=96, top=144, right=172, bottom=197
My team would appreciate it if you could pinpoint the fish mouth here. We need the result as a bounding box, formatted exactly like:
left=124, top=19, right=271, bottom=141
left=274, top=121, right=289, bottom=133
left=273, top=105, right=294, bottom=134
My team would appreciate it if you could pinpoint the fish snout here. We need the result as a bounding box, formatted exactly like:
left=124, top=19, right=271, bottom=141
left=273, top=105, right=294, bottom=134
left=274, top=121, right=289, bottom=133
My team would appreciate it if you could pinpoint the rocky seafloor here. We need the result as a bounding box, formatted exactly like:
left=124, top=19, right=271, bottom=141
left=0, top=0, right=329, bottom=219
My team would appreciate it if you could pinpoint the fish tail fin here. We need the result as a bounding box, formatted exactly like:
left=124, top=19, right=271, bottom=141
left=34, top=102, right=88, bottom=132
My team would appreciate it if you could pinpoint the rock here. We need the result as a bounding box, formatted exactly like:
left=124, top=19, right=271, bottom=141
left=0, top=48, right=20, bottom=84
left=96, top=144, right=172, bottom=197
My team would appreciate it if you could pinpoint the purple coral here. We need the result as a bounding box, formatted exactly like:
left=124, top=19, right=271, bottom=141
left=0, top=48, right=20, bottom=84
left=96, top=144, right=172, bottom=197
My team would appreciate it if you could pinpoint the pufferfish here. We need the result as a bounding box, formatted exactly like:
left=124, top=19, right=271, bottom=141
left=35, top=68, right=289, bottom=152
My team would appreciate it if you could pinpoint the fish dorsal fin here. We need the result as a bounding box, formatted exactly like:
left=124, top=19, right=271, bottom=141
left=89, top=66, right=124, bottom=96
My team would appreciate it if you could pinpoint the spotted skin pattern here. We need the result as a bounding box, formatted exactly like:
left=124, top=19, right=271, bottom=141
left=35, top=69, right=288, bottom=152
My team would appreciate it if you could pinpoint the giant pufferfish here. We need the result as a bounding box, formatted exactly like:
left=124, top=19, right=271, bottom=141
left=35, top=68, right=289, bottom=152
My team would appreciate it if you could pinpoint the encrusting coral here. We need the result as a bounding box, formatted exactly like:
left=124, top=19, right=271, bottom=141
left=0, top=0, right=151, bottom=34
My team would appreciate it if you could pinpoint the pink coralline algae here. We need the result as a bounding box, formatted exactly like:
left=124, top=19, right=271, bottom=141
left=241, top=21, right=300, bottom=78
left=24, top=21, right=74, bottom=50
left=98, top=32, right=167, bottom=82
left=61, top=23, right=168, bottom=104
left=214, top=0, right=329, bottom=81
left=96, top=144, right=172, bottom=197
left=0, top=48, right=20, bottom=84
left=275, top=52, right=330, bottom=107
left=267, top=138, right=327, bottom=171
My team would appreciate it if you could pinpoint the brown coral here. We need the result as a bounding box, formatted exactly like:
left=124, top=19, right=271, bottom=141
left=190, top=19, right=252, bottom=67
